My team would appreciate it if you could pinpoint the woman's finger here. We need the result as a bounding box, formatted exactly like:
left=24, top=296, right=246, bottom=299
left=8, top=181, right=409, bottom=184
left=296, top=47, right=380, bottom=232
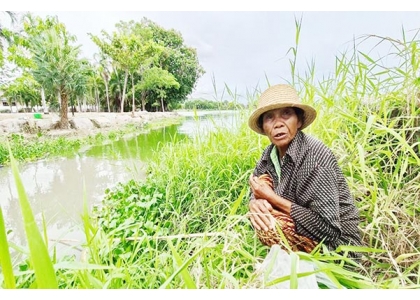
left=262, top=199, right=273, bottom=212
left=249, top=200, right=274, bottom=231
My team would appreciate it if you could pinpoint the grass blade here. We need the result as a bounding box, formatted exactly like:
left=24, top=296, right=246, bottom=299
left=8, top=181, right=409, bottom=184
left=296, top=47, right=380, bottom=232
left=160, top=240, right=212, bottom=289
left=228, top=185, right=247, bottom=216
left=165, top=239, right=197, bottom=289
left=289, top=252, right=298, bottom=289
left=0, top=207, right=16, bottom=288
left=7, top=142, right=58, bottom=288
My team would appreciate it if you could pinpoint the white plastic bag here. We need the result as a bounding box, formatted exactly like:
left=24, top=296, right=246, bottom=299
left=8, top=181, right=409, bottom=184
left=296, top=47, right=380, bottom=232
left=256, top=244, right=319, bottom=289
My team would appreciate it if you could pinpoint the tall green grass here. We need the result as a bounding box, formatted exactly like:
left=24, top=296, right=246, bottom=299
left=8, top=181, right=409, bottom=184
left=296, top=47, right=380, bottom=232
left=291, top=24, right=420, bottom=287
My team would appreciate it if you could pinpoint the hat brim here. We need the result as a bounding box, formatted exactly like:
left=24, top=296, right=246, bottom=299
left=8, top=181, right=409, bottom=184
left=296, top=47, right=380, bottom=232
left=248, top=103, right=317, bottom=135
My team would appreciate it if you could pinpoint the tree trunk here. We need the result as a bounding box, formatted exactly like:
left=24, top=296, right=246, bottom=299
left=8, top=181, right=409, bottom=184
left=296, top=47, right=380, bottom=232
left=161, top=97, right=165, bottom=112
left=77, top=97, right=81, bottom=113
left=120, top=70, right=129, bottom=113
left=141, top=91, right=146, bottom=111
left=59, top=89, right=69, bottom=129
left=57, top=90, right=61, bottom=110
left=41, top=87, right=47, bottom=114
left=131, top=75, right=135, bottom=116
left=83, top=97, right=87, bottom=112
left=95, top=86, right=100, bottom=112
left=105, top=80, right=110, bottom=113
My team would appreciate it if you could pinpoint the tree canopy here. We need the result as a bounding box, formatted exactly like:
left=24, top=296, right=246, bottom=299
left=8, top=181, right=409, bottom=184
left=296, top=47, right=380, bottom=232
left=1, top=14, right=205, bottom=117
left=90, top=17, right=205, bottom=112
left=4, top=14, right=92, bottom=127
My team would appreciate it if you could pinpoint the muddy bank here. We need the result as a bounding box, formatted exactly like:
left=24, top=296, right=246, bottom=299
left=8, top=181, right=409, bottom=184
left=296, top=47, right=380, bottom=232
left=0, top=111, right=182, bottom=139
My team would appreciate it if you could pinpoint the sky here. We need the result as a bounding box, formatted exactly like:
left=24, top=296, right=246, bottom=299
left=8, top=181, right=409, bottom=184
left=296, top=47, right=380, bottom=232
left=3, top=2, right=420, bottom=103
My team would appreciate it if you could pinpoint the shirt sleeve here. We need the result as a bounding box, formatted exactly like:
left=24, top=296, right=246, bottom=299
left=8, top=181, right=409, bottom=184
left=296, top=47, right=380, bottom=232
left=248, top=147, right=270, bottom=202
left=290, top=165, right=343, bottom=243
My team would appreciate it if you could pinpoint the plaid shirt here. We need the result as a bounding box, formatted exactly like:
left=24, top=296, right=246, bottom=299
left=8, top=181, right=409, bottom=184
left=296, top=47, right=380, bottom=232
left=251, top=130, right=362, bottom=252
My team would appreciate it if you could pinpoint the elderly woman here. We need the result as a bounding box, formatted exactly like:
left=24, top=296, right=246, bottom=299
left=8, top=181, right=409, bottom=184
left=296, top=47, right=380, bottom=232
left=248, top=84, right=362, bottom=256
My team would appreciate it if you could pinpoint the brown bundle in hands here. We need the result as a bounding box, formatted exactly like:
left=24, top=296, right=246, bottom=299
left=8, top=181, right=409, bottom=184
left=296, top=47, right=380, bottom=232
left=254, top=174, right=318, bottom=253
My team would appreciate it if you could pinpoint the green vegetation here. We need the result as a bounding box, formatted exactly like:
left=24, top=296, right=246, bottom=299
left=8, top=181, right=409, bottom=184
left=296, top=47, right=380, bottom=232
left=182, top=98, right=246, bottom=110
left=0, top=18, right=419, bottom=289
left=0, top=133, right=81, bottom=165
left=0, top=116, right=184, bottom=166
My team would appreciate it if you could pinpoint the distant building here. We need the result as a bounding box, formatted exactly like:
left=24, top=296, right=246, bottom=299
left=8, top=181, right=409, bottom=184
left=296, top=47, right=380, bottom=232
left=0, top=91, right=19, bottom=113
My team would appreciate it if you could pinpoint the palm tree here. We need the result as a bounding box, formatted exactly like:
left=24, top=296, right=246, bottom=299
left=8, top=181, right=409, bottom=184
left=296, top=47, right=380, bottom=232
left=31, top=28, right=83, bottom=129
left=94, top=52, right=112, bottom=112
left=108, top=68, right=123, bottom=112
left=0, top=11, right=16, bottom=67
left=69, top=59, right=93, bottom=115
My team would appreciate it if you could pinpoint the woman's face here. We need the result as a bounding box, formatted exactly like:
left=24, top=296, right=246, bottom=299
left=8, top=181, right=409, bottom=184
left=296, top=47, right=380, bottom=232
left=262, top=107, right=302, bottom=156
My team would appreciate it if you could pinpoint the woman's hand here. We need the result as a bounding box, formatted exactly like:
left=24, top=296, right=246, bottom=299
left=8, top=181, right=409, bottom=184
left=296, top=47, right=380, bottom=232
left=248, top=199, right=275, bottom=231
left=249, top=174, right=277, bottom=203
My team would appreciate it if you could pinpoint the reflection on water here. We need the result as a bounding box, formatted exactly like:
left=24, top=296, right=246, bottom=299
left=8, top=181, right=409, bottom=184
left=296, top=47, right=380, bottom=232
left=0, top=156, right=144, bottom=259
left=0, top=110, right=239, bottom=259
left=85, top=123, right=188, bottom=162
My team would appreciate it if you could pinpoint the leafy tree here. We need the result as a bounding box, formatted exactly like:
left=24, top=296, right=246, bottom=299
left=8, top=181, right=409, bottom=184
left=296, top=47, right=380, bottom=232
left=90, top=32, right=130, bottom=113
left=90, top=23, right=163, bottom=113
left=108, top=68, right=123, bottom=112
left=138, top=66, right=180, bottom=112
left=68, top=59, right=94, bottom=115
left=87, top=66, right=105, bottom=113
left=0, top=72, right=40, bottom=110
left=142, top=18, right=205, bottom=108
left=90, top=18, right=204, bottom=113
left=94, top=52, right=112, bottom=112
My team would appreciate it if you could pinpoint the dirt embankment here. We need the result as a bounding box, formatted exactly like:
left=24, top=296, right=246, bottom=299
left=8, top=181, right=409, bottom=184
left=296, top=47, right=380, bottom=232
left=0, top=111, right=182, bottom=139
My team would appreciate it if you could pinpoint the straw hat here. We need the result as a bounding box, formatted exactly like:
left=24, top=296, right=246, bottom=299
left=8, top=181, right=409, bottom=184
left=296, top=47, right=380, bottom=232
left=248, top=84, right=317, bottom=135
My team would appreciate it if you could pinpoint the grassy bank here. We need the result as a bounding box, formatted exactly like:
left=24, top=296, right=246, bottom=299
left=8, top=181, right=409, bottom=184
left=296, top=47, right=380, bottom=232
left=0, top=116, right=184, bottom=166
left=2, top=104, right=418, bottom=288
